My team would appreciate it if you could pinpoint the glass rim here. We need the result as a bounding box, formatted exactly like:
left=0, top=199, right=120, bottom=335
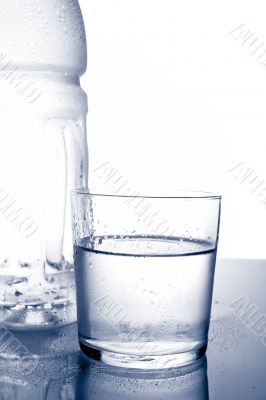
left=72, top=188, right=222, bottom=200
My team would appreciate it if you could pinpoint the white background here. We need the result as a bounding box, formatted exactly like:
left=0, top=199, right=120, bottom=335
left=79, top=0, right=266, bottom=259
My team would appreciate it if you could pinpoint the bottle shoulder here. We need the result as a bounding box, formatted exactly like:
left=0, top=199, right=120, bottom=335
left=0, top=0, right=87, bottom=76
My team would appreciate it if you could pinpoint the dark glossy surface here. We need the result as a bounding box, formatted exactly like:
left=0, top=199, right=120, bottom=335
left=0, top=258, right=265, bottom=400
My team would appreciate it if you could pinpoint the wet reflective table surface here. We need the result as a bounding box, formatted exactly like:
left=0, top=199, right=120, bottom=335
left=0, top=258, right=265, bottom=400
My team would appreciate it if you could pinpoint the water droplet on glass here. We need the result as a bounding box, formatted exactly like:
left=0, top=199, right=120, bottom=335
left=54, top=295, right=65, bottom=301
left=7, top=277, right=28, bottom=286
left=46, top=275, right=55, bottom=283
left=19, top=261, right=31, bottom=268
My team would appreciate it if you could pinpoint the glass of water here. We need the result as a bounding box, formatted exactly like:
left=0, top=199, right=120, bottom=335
left=71, top=190, right=221, bottom=369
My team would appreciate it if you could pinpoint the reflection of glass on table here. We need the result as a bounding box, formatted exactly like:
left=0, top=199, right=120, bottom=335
left=77, top=355, right=209, bottom=400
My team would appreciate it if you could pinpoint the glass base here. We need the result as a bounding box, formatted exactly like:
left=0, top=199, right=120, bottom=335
left=79, top=341, right=207, bottom=370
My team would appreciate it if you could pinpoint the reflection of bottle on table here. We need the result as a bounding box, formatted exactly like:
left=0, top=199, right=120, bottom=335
left=0, top=323, right=79, bottom=400
left=0, top=376, right=76, bottom=400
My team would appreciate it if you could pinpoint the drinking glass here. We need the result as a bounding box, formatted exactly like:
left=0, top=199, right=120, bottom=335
left=72, top=190, right=221, bottom=369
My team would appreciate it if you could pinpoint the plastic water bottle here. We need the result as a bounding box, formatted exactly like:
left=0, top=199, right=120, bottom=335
left=0, top=0, right=88, bottom=328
